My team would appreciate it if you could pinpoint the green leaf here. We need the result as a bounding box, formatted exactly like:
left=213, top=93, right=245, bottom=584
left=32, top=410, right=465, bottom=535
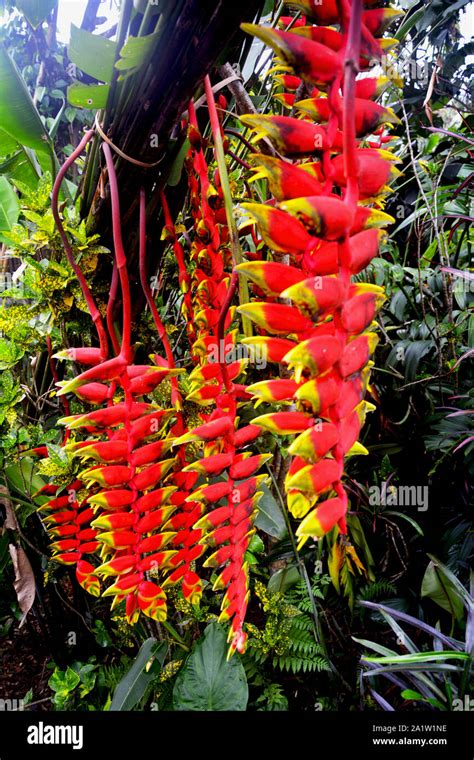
left=92, top=620, right=112, bottom=648
left=115, top=30, right=161, bottom=75
left=426, top=554, right=473, bottom=612
left=67, top=83, right=109, bottom=110
left=0, top=176, right=19, bottom=239
left=421, top=560, right=464, bottom=621
left=384, top=511, right=424, bottom=536
left=16, top=0, right=57, bottom=29
left=0, top=128, right=20, bottom=158
left=362, top=651, right=469, bottom=665
left=352, top=637, right=398, bottom=657
left=403, top=341, right=434, bottom=378
left=167, top=138, right=190, bottom=186
left=173, top=623, right=248, bottom=711
left=110, top=638, right=167, bottom=711
left=0, top=44, right=52, bottom=158
left=255, top=483, right=287, bottom=539
left=48, top=666, right=80, bottom=695
left=268, top=565, right=301, bottom=594
left=400, top=689, right=446, bottom=710
left=48, top=100, right=67, bottom=140
left=248, top=534, right=265, bottom=555
left=0, top=149, right=40, bottom=190
left=0, top=336, right=24, bottom=370
left=46, top=443, right=69, bottom=468
left=68, top=25, right=116, bottom=83
left=395, top=8, right=425, bottom=41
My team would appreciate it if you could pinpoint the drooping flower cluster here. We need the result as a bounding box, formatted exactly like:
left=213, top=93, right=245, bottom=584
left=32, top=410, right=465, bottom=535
left=36, top=0, right=402, bottom=653
left=41, top=142, right=186, bottom=623
left=235, top=0, right=401, bottom=547
left=166, top=86, right=269, bottom=653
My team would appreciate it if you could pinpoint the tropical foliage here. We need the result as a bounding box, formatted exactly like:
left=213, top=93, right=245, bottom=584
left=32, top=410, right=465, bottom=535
left=0, top=0, right=472, bottom=713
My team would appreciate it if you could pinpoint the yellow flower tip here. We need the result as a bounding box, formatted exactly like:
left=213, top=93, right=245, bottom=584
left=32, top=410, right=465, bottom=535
left=171, top=431, right=197, bottom=447
left=379, top=37, right=399, bottom=51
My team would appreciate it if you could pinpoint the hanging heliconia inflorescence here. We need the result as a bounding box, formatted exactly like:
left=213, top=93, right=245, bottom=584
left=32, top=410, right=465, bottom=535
left=235, top=0, right=401, bottom=551
left=168, top=81, right=271, bottom=654
left=37, top=0, right=402, bottom=655
left=43, top=139, right=188, bottom=623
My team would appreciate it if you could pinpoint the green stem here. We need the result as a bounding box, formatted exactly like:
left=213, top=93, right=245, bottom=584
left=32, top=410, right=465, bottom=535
left=204, top=75, right=252, bottom=338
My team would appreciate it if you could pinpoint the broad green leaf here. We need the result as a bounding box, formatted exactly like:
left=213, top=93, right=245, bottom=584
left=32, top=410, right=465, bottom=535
left=0, top=128, right=20, bottom=158
left=49, top=666, right=80, bottom=696
left=68, top=25, right=116, bottom=82
left=248, top=534, right=264, bottom=555
left=110, top=638, right=166, bottom=711
left=0, top=149, right=39, bottom=190
left=67, top=83, right=110, bottom=110
left=0, top=176, right=19, bottom=239
left=0, top=338, right=24, bottom=370
left=268, top=564, right=301, bottom=594
left=255, top=483, right=287, bottom=539
left=395, top=8, right=425, bottom=41
left=400, top=690, right=446, bottom=711
left=0, top=44, right=52, bottom=158
left=404, top=340, right=434, bottom=381
left=173, top=623, right=248, bottom=711
left=262, top=0, right=277, bottom=14
left=421, top=560, right=464, bottom=621
left=115, top=30, right=161, bottom=74
left=16, top=0, right=57, bottom=29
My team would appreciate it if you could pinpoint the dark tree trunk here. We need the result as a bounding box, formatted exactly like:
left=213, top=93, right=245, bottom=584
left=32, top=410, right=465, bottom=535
left=85, top=0, right=262, bottom=290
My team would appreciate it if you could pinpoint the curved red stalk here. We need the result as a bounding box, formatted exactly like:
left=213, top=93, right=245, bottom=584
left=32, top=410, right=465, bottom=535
left=106, top=261, right=121, bottom=355
left=204, top=75, right=246, bottom=391
left=159, top=189, right=195, bottom=347
left=139, top=188, right=176, bottom=368
left=51, top=129, right=108, bottom=359
left=139, top=187, right=182, bottom=417
left=102, top=143, right=133, bottom=364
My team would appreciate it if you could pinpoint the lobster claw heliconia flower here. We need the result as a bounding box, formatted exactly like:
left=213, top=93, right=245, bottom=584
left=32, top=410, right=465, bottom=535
left=237, top=6, right=398, bottom=558
left=39, top=0, right=400, bottom=651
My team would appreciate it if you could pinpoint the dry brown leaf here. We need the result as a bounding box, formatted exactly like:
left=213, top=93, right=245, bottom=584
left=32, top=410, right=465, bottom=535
left=0, top=482, right=19, bottom=531
left=8, top=544, right=35, bottom=627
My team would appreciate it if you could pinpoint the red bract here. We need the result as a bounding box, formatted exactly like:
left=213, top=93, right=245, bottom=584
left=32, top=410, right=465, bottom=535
left=238, top=3, right=398, bottom=551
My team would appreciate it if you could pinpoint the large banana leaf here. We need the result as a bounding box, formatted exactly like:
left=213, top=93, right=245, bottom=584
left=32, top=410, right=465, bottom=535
left=68, top=25, right=116, bottom=83
left=0, top=149, right=40, bottom=190
left=0, top=176, right=20, bottom=241
left=0, top=128, right=20, bottom=158
left=0, top=43, right=54, bottom=161
left=15, top=0, right=57, bottom=29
